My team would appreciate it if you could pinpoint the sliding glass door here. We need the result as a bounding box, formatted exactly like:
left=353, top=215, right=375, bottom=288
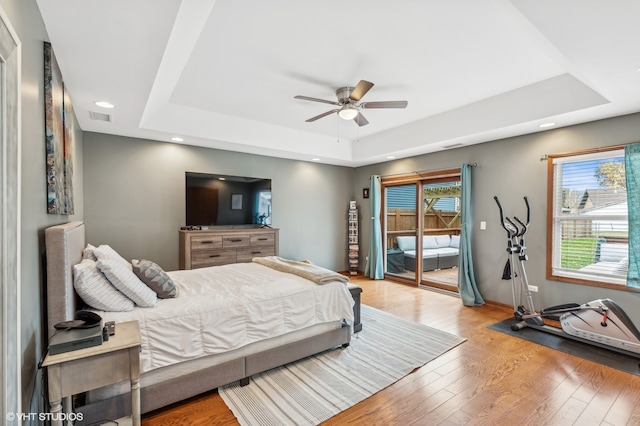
left=420, top=180, right=461, bottom=291
left=383, top=170, right=461, bottom=291
left=385, top=184, right=418, bottom=282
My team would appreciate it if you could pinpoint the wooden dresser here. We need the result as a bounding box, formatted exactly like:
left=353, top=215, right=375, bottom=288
left=179, top=227, right=279, bottom=270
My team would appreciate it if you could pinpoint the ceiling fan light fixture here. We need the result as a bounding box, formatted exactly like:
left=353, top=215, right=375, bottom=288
left=338, top=104, right=358, bottom=120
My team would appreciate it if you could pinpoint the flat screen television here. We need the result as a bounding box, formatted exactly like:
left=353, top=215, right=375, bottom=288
left=185, top=172, right=272, bottom=227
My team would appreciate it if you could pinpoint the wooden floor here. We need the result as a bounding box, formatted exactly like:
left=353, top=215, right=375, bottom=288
left=142, top=277, right=640, bottom=426
left=391, top=267, right=459, bottom=289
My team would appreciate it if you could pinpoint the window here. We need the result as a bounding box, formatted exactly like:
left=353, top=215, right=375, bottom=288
left=548, top=148, right=629, bottom=288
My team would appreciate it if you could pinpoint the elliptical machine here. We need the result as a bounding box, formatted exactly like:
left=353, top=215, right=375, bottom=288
left=494, top=195, right=640, bottom=358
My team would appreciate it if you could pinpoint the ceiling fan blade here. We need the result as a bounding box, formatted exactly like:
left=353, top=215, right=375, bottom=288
left=360, top=100, right=408, bottom=109
left=305, top=109, right=339, bottom=122
left=349, top=80, right=374, bottom=102
left=294, top=95, right=340, bottom=106
left=354, top=113, right=369, bottom=127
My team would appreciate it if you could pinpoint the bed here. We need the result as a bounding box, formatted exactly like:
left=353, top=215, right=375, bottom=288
left=45, top=221, right=360, bottom=421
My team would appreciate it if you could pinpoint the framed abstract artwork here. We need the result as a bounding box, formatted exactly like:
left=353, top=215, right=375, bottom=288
left=44, top=41, right=74, bottom=214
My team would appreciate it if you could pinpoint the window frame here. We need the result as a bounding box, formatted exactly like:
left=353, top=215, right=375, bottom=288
left=546, top=144, right=636, bottom=292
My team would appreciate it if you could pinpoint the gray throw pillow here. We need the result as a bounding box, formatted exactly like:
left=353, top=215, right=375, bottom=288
left=132, top=259, right=177, bottom=299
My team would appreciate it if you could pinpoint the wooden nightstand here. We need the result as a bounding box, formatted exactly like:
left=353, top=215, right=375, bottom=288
left=41, top=321, right=141, bottom=426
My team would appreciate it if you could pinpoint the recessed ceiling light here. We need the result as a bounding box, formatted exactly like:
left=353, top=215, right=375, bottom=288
left=311, top=158, right=321, bottom=161
left=386, top=155, right=396, bottom=159
left=171, top=137, right=184, bottom=142
left=94, top=101, right=115, bottom=109
left=538, top=122, right=556, bottom=128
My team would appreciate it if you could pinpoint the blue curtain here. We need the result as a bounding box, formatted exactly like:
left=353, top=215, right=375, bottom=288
left=458, top=164, right=484, bottom=306
left=625, top=143, right=640, bottom=289
left=365, top=175, right=384, bottom=279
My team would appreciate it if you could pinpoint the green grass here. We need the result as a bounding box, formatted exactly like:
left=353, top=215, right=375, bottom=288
left=561, top=238, right=598, bottom=269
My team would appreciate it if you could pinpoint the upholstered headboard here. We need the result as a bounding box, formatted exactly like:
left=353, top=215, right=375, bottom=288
left=45, top=221, right=85, bottom=339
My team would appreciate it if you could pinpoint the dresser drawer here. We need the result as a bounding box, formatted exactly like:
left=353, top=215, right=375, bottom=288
left=250, top=233, right=275, bottom=247
left=237, top=247, right=276, bottom=263
left=191, top=250, right=236, bottom=268
left=222, top=234, right=250, bottom=248
left=191, top=235, right=223, bottom=250
left=179, top=228, right=278, bottom=270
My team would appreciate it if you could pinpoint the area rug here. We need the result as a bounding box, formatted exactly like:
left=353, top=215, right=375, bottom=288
left=219, top=305, right=466, bottom=426
left=489, top=318, right=640, bottom=376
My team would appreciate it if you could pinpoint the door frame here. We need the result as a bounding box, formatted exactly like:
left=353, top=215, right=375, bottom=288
left=0, top=6, right=21, bottom=419
left=382, top=168, right=461, bottom=289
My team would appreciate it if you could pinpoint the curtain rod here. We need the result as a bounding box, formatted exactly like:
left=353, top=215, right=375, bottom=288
left=542, top=143, right=628, bottom=161
left=373, top=163, right=477, bottom=179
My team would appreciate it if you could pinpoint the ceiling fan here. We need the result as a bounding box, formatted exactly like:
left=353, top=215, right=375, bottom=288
left=294, top=80, right=408, bottom=127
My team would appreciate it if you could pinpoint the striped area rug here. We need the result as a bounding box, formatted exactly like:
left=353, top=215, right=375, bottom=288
left=219, top=304, right=466, bottom=426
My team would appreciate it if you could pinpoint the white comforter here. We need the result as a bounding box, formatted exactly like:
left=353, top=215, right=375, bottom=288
left=97, top=262, right=355, bottom=374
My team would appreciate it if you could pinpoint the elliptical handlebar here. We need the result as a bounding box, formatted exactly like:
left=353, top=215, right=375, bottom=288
left=494, top=196, right=514, bottom=237
left=513, top=196, right=531, bottom=237
left=494, top=196, right=531, bottom=238
left=505, top=217, right=520, bottom=236
left=513, top=216, right=527, bottom=237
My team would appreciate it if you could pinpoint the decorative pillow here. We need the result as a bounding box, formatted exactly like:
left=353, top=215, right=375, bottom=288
left=73, top=259, right=134, bottom=312
left=132, top=259, right=177, bottom=299
left=82, top=244, right=97, bottom=261
left=396, top=236, right=415, bottom=251
left=97, top=258, right=157, bottom=307
left=93, top=244, right=132, bottom=270
left=434, top=235, right=451, bottom=248
left=423, top=236, right=438, bottom=249
left=450, top=235, right=460, bottom=248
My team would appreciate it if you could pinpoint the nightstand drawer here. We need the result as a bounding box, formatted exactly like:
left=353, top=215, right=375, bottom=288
left=191, top=250, right=236, bottom=268
left=191, top=235, right=223, bottom=250
left=237, top=247, right=275, bottom=263
left=251, top=233, right=275, bottom=247
left=222, top=234, right=250, bottom=248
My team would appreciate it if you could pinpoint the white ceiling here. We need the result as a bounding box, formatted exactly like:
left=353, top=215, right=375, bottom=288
left=36, top=0, right=640, bottom=167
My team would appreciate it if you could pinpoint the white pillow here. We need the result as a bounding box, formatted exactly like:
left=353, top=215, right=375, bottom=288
left=82, top=244, right=97, bottom=261
left=434, top=235, right=451, bottom=248
left=450, top=235, right=460, bottom=248
left=93, top=244, right=132, bottom=270
left=396, top=236, right=415, bottom=251
left=73, top=259, right=134, bottom=312
left=97, top=258, right=157, bottom=307
left=423, top=236, right=438, bottom=249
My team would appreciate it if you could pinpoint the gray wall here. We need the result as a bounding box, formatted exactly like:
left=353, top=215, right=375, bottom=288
left=354, top=112, right=640, bottom=323
left=82, top=133, right=355, bottom=271
left=9, top=0, right=640, bottom=415
left=0, top=0, right=84, bottom=416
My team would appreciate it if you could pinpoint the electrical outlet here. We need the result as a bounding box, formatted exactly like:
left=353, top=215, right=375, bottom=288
left=528, top=285, right=538, bottom=292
